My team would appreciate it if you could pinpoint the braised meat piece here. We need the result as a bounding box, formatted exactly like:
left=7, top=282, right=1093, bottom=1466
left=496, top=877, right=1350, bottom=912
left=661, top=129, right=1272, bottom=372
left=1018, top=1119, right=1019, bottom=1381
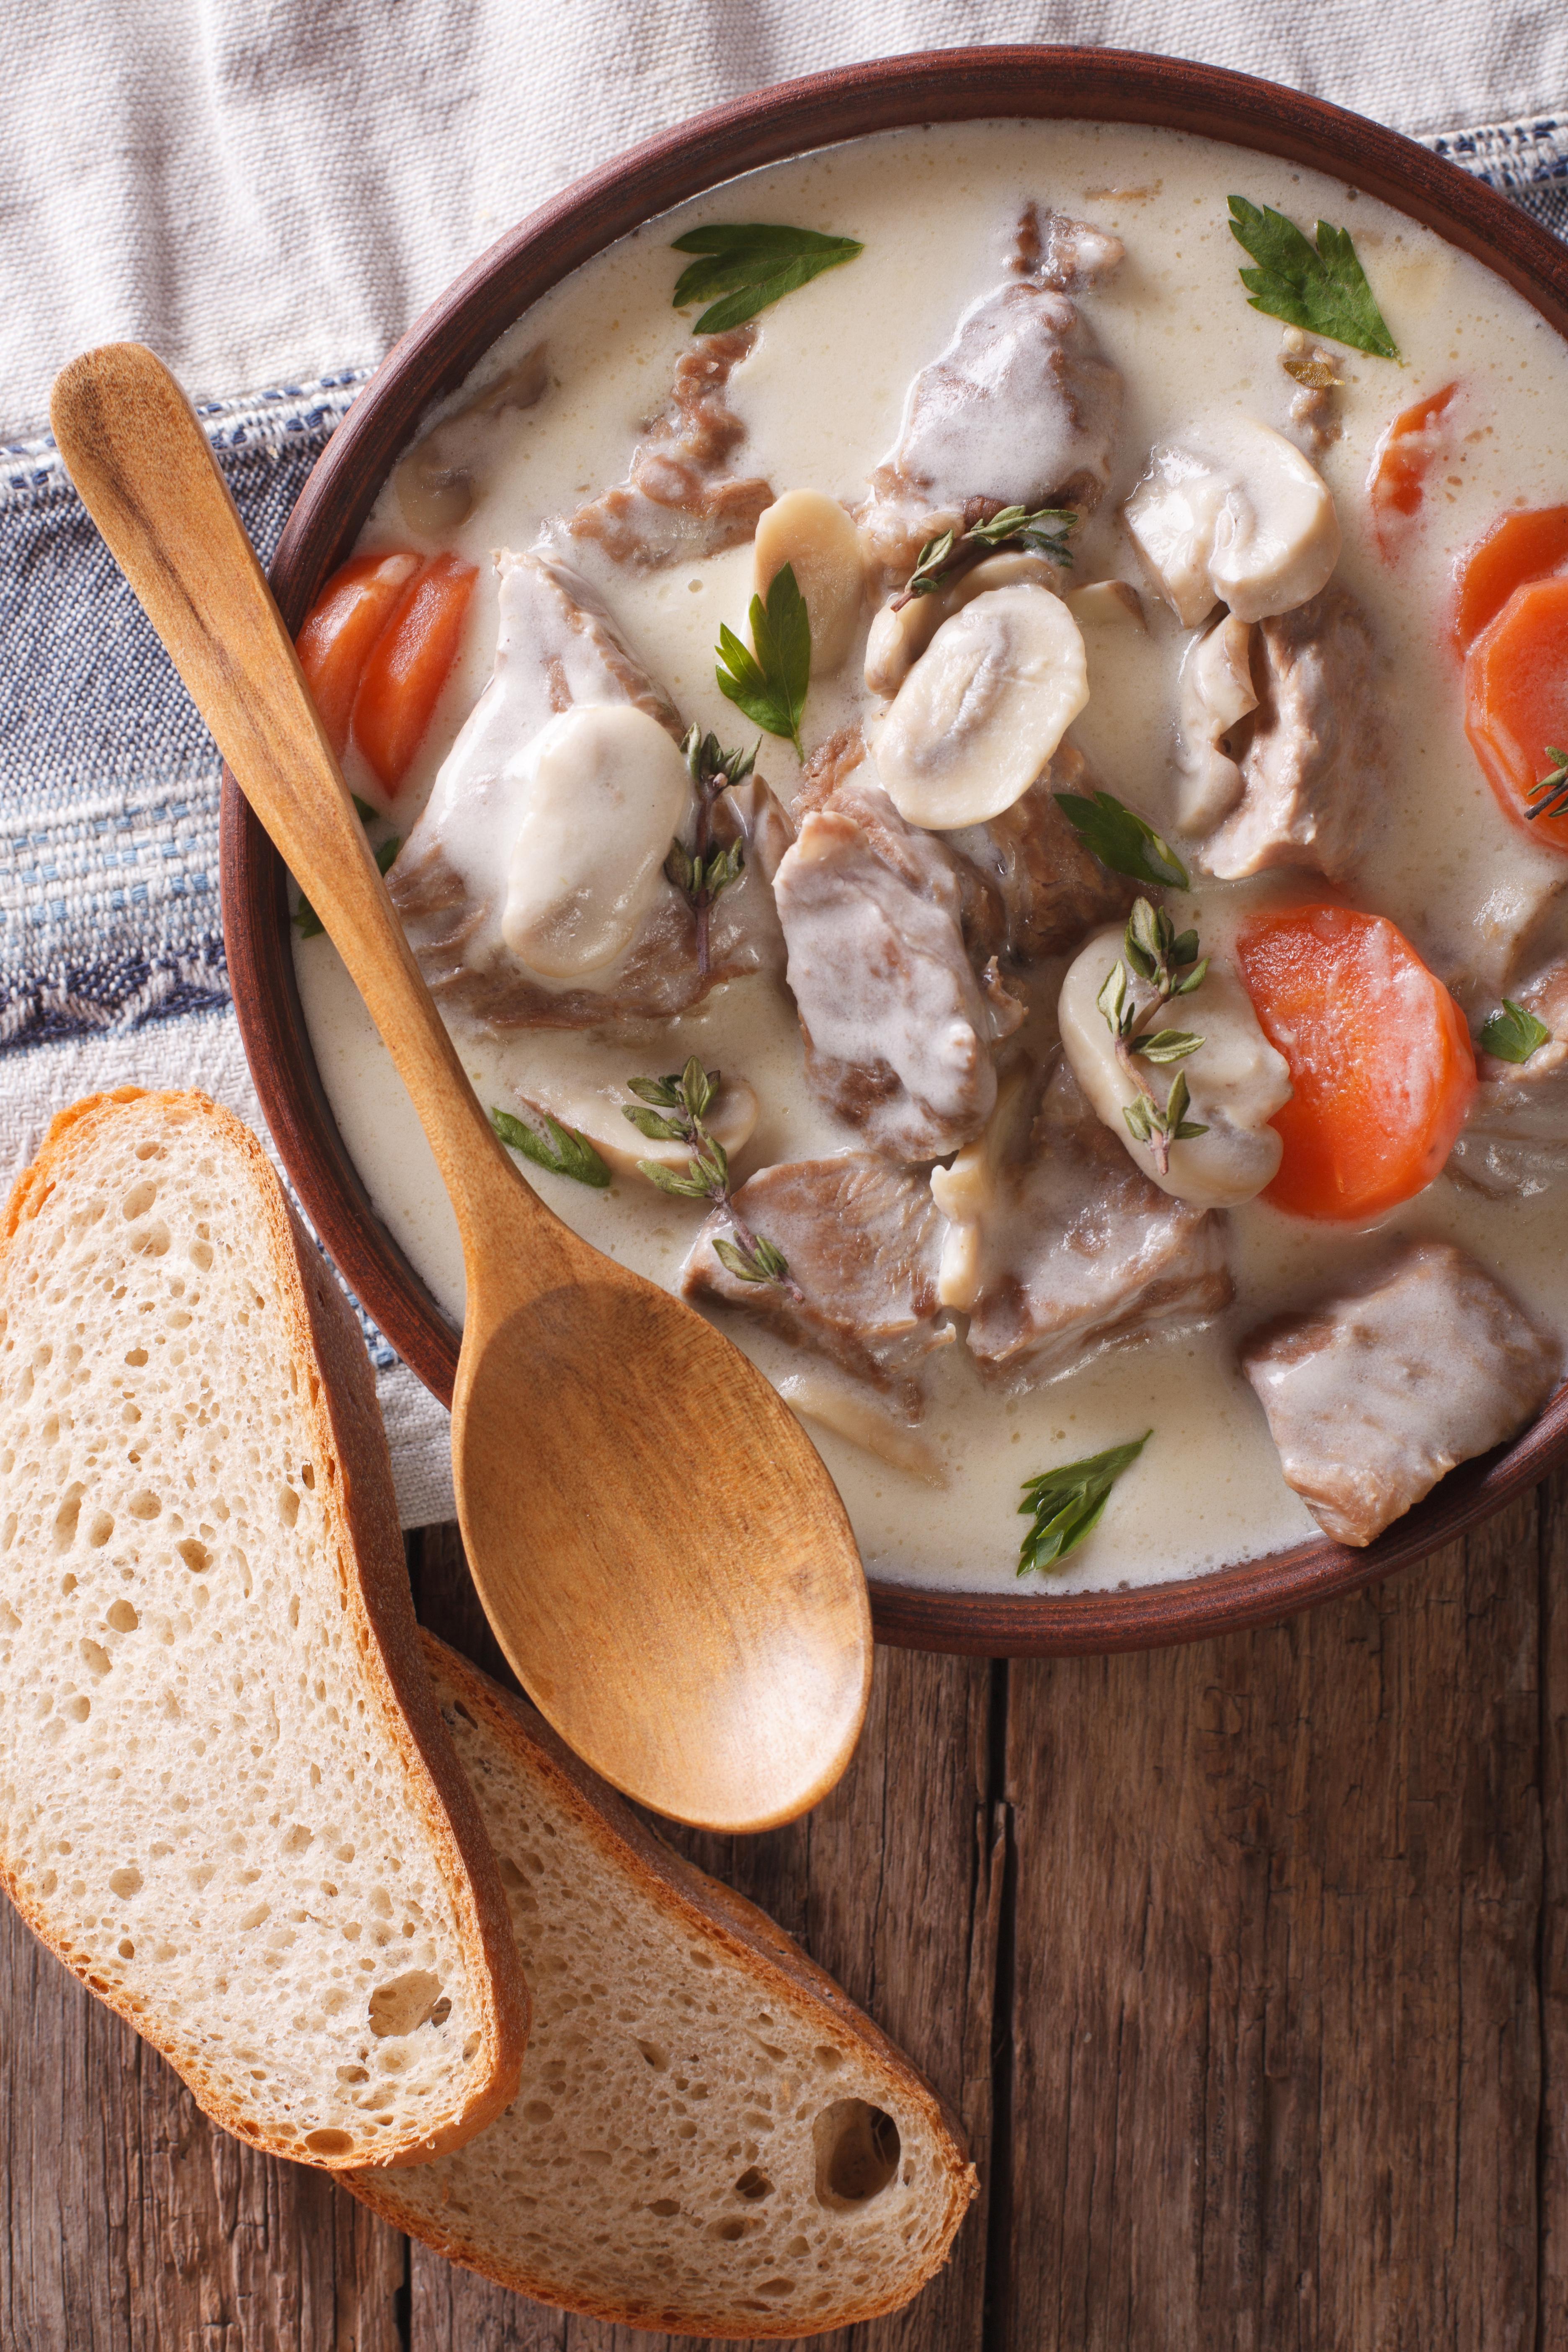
left=566, top=328, right=774, bottom=567
left=858, top=211, right=1124, bottom=590
left=1449, top=959, right=1568, bottom=1197
left=389, top=547, right=791, bottom=1030
left=1183, top=582, right=1385, bottom=884
left=773, top=767, right=1023, bottom=1163
left=949, top=745, right=1135, bottom=965
left=965, top=1060, right=1233, bottom=1385
left=1242, top=1240, right=1560, bottom=1547
left=681, top=1156, right=952, bottom=1418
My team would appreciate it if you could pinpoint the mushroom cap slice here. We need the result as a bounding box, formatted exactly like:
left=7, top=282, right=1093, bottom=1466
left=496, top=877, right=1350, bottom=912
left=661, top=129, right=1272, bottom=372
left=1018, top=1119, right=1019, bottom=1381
left=754, top=491, right=865, bottom=676
left=500, top=704, right=691, bottom=978
left=864, top=551, right=1061, bottom=699
left=1125, top=416, right=1340, bottom=627
left=1175, top=612, right=1258, bottom=834
left=1057, top=926, right=1292, bottom=1208
left=873, top=585, right=1089, bottom=830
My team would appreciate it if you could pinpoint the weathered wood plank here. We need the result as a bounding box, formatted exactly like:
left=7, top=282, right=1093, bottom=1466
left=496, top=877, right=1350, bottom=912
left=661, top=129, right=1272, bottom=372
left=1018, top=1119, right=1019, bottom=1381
left=1003, top=1499, right=1543, bottom=2352
left=406, top=1526, right=996, bottom=2352
left=1540, top=1462, right=1568, bottom=2339
left=0, top=1890, right=404, bottom=2350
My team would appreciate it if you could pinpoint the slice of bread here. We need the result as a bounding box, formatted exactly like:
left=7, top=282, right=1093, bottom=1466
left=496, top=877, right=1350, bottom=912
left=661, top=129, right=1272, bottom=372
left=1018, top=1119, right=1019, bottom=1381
left=0, top=1089, right=528, bottom=2168
left=349, top=1634, right=977, bottom=2337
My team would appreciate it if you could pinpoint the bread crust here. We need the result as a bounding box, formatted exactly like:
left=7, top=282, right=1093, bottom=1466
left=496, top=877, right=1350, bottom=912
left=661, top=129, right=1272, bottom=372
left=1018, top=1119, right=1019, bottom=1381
left=347, top=1633, right=976, bottom=2335
left=0, top=1090, right=529, bottom=2169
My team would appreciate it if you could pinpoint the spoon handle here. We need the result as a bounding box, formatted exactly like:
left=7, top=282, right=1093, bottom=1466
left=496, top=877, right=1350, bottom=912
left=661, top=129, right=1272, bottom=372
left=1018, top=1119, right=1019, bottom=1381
left=51, top=343, right=551, bottom=1261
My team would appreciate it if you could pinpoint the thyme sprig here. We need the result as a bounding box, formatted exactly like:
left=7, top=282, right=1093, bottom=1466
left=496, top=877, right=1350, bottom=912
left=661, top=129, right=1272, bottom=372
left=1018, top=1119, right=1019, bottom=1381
left=1018, top=1431, right=1151, bottom=1574
left=895, top=500, right=1077, bottom=609
left=665, top=727, right=756, bottom=977
left=1097, top=897, right=1211, bottom=1176
left=623, top=1057, right=794, bottom=1291
left=1527, top=746, right=1568, bottom=825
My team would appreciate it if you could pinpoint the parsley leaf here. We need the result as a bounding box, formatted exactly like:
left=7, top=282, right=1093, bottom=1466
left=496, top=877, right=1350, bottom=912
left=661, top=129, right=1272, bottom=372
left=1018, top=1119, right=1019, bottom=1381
left=716, top=563, right=811, bottom=758
left=1054, top=787, right=1189, bottom=891
left=1228, top=197, right=1399, bottom=360
left=1018, top=1432, right=1151, bottom=1576
left=671, top=223, right=864, bottom=335
left=1480, top=1001, right=1553, bottom=1064
left=490, top=1105, right=612, bottom=1190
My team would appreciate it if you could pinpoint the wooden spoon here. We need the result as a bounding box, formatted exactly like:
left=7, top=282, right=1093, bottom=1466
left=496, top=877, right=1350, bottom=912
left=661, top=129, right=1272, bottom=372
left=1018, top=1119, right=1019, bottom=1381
left=51, top=342, right=871, bottom=1833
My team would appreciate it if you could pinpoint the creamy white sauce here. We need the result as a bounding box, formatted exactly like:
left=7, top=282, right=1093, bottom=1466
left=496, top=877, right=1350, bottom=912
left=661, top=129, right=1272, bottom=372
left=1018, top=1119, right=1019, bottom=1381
left=297, top=119, right=1568, bottom=1595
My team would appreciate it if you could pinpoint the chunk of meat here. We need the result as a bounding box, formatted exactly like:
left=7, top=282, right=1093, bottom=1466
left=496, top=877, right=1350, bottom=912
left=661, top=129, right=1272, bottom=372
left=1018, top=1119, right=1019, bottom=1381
left=1449, top=959, right=1568, bottom=1196
left=949, top=745, right=1134, bottom=965
left=681, top=1157, right=952, bottom=1418
left=965, top=1060, right=1233, bottom=1387
left=388, top=547, right=790, bottom=1029
left=566, top=329, right=774, bottom=567
left=773, top=770, right=1021, bottom=1161
left=1184, top=582, right=1384, bottom=883
left=858, top=210, right=1124, bottom=590
left=1242, top=1240, right=1559, bottom=1547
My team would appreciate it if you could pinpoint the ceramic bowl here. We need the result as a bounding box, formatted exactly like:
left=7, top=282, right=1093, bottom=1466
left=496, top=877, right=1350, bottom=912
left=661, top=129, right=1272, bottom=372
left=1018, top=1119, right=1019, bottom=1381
left=220, top=46, right=1568, bottom=1656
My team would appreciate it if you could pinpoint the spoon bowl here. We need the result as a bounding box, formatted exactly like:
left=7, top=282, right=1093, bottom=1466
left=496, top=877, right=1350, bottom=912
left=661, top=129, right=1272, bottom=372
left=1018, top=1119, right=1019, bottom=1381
left=49, top=339, right=872, bottom=1832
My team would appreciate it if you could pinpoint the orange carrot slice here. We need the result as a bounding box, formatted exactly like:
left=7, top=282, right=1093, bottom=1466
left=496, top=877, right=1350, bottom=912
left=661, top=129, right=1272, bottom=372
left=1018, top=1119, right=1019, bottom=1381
left=1367, top=381, right=1458, bottom=559
left=351, top=552, right=478, bottom=795
left=1453, top=503, right=1568, bottom=653
left=1236, top=904, right=1476, bottom=1221
left=294, top=550, right=422, bottom=758
left=1463, top=574, right=1568, bottom=853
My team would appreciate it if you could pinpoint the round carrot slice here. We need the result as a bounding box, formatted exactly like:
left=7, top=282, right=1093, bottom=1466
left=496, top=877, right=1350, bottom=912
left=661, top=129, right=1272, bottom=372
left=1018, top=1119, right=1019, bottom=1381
left=295, top=549, right=421, bottom=758
left=351, top=552, right=478, bottom=794
left=1463, top=575, right=1568, bottom=853
left=1235, top=905, right=1476, bottom=1221
left=1453, top=503, right=1568, bottom=653
left=1367, top=380, right=1457, bottom=559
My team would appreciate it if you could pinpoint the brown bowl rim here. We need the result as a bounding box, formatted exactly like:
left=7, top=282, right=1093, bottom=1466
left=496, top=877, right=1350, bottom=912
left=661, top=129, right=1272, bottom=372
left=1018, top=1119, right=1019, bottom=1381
left=220, top=42, right=1568, bottom=1658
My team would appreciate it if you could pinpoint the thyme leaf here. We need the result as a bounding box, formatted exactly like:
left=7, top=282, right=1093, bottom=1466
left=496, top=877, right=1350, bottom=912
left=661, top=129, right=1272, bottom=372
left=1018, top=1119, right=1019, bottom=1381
left=1097, top=899, right=1210, bottom=1173
left=666, top=727, right=758, bottom=974
left=901, top=501, right=1077, bottom=601
left=490, top=1105, right=612, bottom=1190
left=624, top=1056, right=792, bottom=1289
left=716, top=565, right=810, bottom=758
left=1480, top=1001, right=1553, bottom=1064
left=1228, top=196, right=1399, bottom=361
left=1017, top=1431, right=1152, bottom=1574
left=1054, top=787, right=1189, bottom=891
left=671, top=223, right=864, bottom=335
left=1527, top=746, right=1568, bottom=825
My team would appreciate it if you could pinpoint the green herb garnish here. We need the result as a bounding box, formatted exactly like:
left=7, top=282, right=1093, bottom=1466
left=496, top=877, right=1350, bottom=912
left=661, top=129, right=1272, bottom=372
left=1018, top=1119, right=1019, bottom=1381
left=671, top=223, right=864, bottom=335
left=1018, top=1432, right=1151, bottom=1574
left=490, top=1105, right=611, bottom=1190
left=624, top=1057, right=791, bottom=1288
left=294, top=798, right=400, bottom=938
left=899, top=502, right=1077, bottom=604
left=1228, top=197, right=1398, bottom=361
left=1054, top=787, right=1189, bottom=891
left=1527, top=747, right=1568, bottom=824
left=716, top=564, right=810, bottom=759
left=1480, top=1001, right=1553, bottom=1064
left=1098, top=899, right=1211, bottom=1177
left=666, top=727, right=757, bottom=975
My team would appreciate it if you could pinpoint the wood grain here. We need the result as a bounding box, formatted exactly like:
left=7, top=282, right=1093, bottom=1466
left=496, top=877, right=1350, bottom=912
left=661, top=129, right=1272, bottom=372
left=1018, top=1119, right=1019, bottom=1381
left=6, top=1491, right=1564, bottom=2344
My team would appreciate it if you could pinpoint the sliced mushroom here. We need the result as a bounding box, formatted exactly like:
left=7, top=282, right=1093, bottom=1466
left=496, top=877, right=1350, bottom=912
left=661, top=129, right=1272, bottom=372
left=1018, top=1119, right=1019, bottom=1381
left=873, top=585, right=1089, bottom=830
left=778, top=1373, right=949, bottom=1486
left=1065, top=578, right=1146, bottom=630
left=864, top=550, right=1060, bottom=698
left=753, top=491, right=865, bottom=675
left=928, top=1068, right=1030, bottom=1310
left=501, top=704, right=691, bottom=978
left=1057, top=925, right=1292, bottom=1207
left=1124, top=416, right=1340, bottom=627
left=395, top=344, right=550, bottom=534
left=1175, top=612, right=1258, bottom=833
left=516, top=1071, right=758, bottom=1180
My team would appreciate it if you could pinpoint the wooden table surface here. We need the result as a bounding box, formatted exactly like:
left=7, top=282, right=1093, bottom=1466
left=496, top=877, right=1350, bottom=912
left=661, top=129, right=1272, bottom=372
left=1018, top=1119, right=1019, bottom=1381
left=4, top=1480, right=1562, bottom=2351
